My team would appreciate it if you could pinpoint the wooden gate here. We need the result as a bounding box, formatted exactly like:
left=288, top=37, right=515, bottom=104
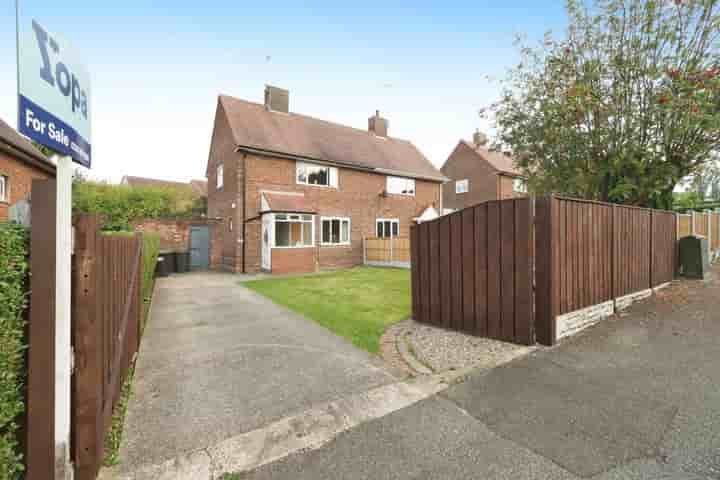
left=410, top=198, right=534, bottom=345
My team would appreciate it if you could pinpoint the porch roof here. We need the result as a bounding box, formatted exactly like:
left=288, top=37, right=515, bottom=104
left=262, top=192, right=316, bottom=214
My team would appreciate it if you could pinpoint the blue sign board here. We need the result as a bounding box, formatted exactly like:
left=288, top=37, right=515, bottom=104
left=18, top=20, right=92, bottom=167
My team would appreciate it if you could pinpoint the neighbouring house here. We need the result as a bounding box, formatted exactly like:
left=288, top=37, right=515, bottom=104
left=440, top=131, right=526, bottom=211
left=0, top=116, right=55, bottom=221
left=121, top=175, right=208, bottom=200
left=206, top=85, right=445, bottom=274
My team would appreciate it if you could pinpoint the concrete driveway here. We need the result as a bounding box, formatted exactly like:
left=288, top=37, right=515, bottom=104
left=116, top=272, right=395, bottom=474
left=245, top=273, right=720, bottom=479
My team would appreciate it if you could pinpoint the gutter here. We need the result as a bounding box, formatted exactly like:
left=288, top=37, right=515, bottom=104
left=235, top=145, right=447, bottom=183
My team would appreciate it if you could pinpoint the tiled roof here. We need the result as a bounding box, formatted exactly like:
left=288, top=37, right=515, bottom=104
left=219, top=95, right=444, bottom=181
left=262, top=192, right=316, bottom=213
left=122, top=176, right=190, bottom=189
left=0, top=116, right=54, bottom=169
left=460, top=140, right=522, bottom=176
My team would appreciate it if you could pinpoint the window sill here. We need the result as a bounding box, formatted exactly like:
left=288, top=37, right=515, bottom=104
left=297, top=182, right=337, bottom=189
left=320, top=243, right=352, bottom=248
left=385, top=193, right=415, bottom=197
left=272, top=245, right=314, bottom=249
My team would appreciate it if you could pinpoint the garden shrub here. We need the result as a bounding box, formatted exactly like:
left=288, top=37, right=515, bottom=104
left=0, top=223, right=29, bottom=479
left=73, top=181, right=203, bottom=231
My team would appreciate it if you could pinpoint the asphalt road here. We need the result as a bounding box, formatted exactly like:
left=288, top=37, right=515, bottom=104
left=243, top=274, right=720, bottom=479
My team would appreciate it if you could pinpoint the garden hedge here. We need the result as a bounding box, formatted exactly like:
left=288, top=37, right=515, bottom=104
left=0, top=223, right=29, bottom=479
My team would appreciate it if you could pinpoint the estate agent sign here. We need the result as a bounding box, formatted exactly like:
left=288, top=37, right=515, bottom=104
left=18, top=19, right=92, bottom=167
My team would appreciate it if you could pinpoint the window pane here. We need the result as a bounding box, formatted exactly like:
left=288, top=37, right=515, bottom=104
left=275, top=222, right=290, bottom=247
left=276, top=214, right=287, bottom=221
left=302, top=214, right=312, bottom=221
left=384, top=221, right=391, bottom=238
left=341, top=220, right=349, bottom=243
left=308, top=166, right=329, bottom=185
left=331, top=219, right=340, bottom=243
left=0, top=176, right=6, bottom=201
left=322, top=220, right=331, bottom=243
left=377, top=221, right=383, bottom=237
left=303, top=222, right=312, bottom=245
left=290, top=222, right=302, bottom=246
left=392, top=221, right=399, bottom=237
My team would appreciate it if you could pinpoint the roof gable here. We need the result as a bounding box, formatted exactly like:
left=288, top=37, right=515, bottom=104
left=458, top=140, right=521, bottom=176
left=216, top=95, right=444, bottom=181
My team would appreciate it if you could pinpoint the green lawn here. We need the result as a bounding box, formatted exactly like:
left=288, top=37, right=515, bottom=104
left=243, top=267, right=411, bottom=353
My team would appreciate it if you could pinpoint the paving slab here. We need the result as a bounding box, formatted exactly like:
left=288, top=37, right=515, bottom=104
left=116, top=272, right=394, bottom=473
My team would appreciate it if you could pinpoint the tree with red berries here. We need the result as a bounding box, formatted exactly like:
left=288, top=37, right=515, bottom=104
left=492, top=0, right=720, bottom=208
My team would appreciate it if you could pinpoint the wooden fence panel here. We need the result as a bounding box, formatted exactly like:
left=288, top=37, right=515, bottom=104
left=695, top=212, right=709, bottom=237
left=428, top=222, right=441, bottom=326
left=411, top=198, right=534, bottom=345
left=72, top=217, right=143, bottom=480
left=651, top=211, right=676, bottom=286
left=551, top=198, right=613, bottom=316
left=613, top=206, right=652, bottom=298
left=677, top=214, right=691, bottom=238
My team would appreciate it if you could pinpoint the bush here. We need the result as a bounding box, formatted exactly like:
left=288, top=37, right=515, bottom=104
left=0, top=224, right=29, bottom=479
left=139, top=233, right=160, bottom=324
left=73, top=181, right=203, bottom=231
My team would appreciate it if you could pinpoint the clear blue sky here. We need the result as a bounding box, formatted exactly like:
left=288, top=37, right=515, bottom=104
left=0, top=1, right=568, bottom=182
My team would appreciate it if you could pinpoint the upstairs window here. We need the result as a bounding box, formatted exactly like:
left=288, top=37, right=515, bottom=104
left=455, top=179, right=469, bottom=194
left=0, top=175, right=7, bottom=202
left=386, top=176, right=415, bottom=196
left=321, top=217, right=350, bottom=245
left=297, top=162, right=337, bottom=188
left=216, top=164, right=224, bottom=189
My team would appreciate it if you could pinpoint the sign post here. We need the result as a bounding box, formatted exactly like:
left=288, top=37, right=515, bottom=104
left=17, top=3, right=92, bottom=478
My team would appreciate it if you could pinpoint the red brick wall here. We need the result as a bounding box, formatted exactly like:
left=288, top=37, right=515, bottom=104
left=499, top=174, right=525, bottom=200
left=0, top=150, right=51, bottom=221
left=243, top=153, right=442, bottom=273
left=270, top=247, right=316, bottom=274
left=133, top=218, right=223, bottom=269
left=441, top=142, right=499, bottom=211
left=206, top=101, right=244, bottom=271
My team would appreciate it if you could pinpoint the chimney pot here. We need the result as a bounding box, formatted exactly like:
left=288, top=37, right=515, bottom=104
left=369, top=110, right=388, bottom=137
left=264, top=85, right=289, bottom=113
left=473, top=129, right=488, bottom=147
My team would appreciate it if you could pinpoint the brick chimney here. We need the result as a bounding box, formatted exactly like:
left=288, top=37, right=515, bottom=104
left=473, top=129, right=488, bottom=147
left=264, top=85, right=289, bottom=113
left=368, top=110, right=388, bottom=137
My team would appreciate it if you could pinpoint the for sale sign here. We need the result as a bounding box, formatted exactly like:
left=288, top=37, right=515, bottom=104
left=18, top=19, right=92, bottom=167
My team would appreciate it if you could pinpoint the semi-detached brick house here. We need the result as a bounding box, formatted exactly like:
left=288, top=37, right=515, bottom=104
left=0, top=116, right=55, bottom=221
left=441, top=131, right=526, bottom=212
left=206, top=86, right=445, bottom=274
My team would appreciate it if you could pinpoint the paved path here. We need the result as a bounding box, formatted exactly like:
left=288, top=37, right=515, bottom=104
left=245, top=272, right=720, bottom=479
left=116, top=272, right=395, bottom=474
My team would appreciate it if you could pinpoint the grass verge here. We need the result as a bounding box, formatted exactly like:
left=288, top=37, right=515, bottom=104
left=244, top=266, right=411, bottom=353
left=102, top=363, right=135, bottom=466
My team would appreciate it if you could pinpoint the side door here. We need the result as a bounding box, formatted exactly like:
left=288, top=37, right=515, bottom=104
left=189, top=226, right=210, bottom=270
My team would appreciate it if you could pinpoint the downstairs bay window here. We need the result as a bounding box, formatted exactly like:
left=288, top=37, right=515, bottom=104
left=274, top=214, right=314, bottom=248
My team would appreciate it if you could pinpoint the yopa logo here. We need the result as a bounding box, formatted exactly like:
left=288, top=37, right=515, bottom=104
left=32, top=20, right=88, bottom=119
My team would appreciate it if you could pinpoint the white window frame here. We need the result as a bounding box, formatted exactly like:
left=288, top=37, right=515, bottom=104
left=296, top=161, right=338, bottom=188
left=376, top=218, right=400, bottom=238
left=0, top=174, right=7, bottom=202
left=386, top=176, right=415, bottom=196
left=320, top=216, right=351, bottom=246
left=216, top=164, right=224, bottom=189
left=455, top=179, right=469, bottom=194
left=273, top=213, right=315, bottom=248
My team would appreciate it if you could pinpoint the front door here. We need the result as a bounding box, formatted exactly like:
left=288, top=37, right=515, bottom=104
left=261, top=214, right=272, bottom=271
left=190, top=226, right=210, bottom=270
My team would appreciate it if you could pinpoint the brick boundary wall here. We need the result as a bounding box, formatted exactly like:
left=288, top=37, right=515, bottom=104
left=133, top=218, right=223, bottom=270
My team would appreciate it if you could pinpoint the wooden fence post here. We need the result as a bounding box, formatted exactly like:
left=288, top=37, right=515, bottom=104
left=72, top=215, right=103, bottom=480
left=26, top=179, right=56, bottom=480
left=534, top=196, right=557, bottom=346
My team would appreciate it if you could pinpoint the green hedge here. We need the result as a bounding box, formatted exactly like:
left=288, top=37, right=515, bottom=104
left=0, top=224, right=29, bottom=479
left=74, top=181, right=205, bottom=232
